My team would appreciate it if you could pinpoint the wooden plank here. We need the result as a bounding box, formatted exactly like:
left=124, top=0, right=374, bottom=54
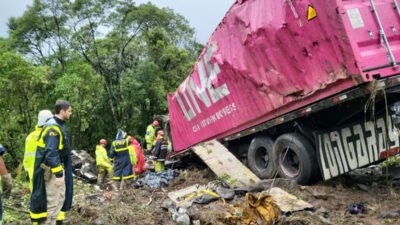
left=192, top=139, right=260, bottom=187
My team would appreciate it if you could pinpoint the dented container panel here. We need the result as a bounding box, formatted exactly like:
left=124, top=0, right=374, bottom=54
left=168, top=0, right=400, bottom=152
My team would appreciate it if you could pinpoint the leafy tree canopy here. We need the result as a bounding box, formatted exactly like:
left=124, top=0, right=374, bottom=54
left=1, top=0, right=204, bottom=168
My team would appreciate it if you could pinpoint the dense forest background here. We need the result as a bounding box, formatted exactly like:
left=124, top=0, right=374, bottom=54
left=0, top=0, right=203, bottom=169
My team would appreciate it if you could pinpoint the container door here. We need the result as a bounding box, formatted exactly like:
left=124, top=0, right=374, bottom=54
left=341, top=0, right=400, bottom=79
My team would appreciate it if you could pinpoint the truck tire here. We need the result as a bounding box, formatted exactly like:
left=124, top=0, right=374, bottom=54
left=273, top=133, right=320, bottom=184
left=247, top=136, right=276, bottom=179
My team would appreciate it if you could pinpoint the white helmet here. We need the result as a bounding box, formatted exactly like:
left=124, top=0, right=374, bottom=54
left=38, top=110, right=53, bottom=127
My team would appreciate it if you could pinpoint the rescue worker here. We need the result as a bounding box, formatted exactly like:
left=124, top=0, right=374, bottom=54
left=0, top=144, right=13, bottom=225
left=145, top=120, right=159, bottom=151
left=153, top=130, right=163, bottom=147
left=95, top=139, right=113, bottom=187
left=153, top=130, right=168, bottom=172
left=110, top=130, right=137, bottom=190
left=30, top=100, right=73, bottom=225
left=24, top=110, right=53, bottom=192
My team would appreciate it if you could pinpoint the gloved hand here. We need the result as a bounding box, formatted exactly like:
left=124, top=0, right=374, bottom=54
left=2, top=173, right=13, bottom=198
left=40, top=163, right=52, bottom=181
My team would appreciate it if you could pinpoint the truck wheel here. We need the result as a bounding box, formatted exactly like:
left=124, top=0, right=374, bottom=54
left=273, top=133, right=319, bottom=184
left=247, top=136, right=276, bottom=179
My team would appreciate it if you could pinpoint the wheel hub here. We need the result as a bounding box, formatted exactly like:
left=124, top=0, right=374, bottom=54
left=255, top=147, right=269, bottom=168
left=280, top=148, right=300, bottom=177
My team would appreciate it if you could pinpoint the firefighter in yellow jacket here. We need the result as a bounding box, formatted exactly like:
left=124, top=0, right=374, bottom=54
left=23, top=110, right=53, bottom=192
left=95, top=139, right=113, bottom=186
left=145, top=120, right=159, bottom=150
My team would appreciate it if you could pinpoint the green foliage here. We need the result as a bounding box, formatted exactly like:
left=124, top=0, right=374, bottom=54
left=382, top=155, right=400, bottom=168
left=0, top=51, right=51, bottom=167
left=53, top=60, right=106, bottom=149
left=3, top=176, right=31, bottom=224
left=1, top=0, right=203, bottom=167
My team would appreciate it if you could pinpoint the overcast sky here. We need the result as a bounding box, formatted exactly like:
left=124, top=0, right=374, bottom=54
left=0, top=0, right=234, bottom=44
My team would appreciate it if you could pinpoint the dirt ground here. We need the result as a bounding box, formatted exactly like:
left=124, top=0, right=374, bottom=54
left=5, top=154, right=400, bottom=225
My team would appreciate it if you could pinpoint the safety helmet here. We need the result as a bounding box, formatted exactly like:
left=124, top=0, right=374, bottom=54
left=38, top=110, right=53, bottom=127
left=99, top=139, right=108, bottom=145
left=157, top=130, right=164, bottom=136
left=153, top=120, right=160, bottom=127
left=116, top=129, right=127, bottom=140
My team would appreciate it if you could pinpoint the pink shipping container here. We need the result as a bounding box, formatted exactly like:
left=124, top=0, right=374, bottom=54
left=167, top=0, right=400, bottom=183
left=168, top=0, right=400, bottom=150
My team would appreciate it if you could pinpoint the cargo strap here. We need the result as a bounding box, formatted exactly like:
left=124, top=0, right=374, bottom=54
left=369, top=0, right=398, bottom=69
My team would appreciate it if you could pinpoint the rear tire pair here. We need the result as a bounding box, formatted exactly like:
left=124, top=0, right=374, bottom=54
left=247, top=133, right=319, bottom=184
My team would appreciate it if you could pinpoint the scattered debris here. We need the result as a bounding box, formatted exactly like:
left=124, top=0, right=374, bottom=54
left=168, top=181, right=236, bottom=209
left=6, top=154, right=400, bottom=225
left=192, top=220, right=200, bottom=225
left=169, top=206, right=191, bottom=225
left=242, top=191, right=281, bottom=225
left=386, top=165, right=400, bottom=179
left=347, top=201, right=366, bottom=215
left=135, top=169, right=180, bottom=189
left=216, top=187, right=235, bottom=201
left=145, top=158, right=182, bottom=171
left=269, top=187, right=313, bottom=212
left=356, top=183, right=370, bottom=192
left=380, top=209, right=400, bottom=218
left=71, top=150, right=98, bottom=182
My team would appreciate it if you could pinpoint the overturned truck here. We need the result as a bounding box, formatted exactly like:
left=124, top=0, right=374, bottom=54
left=167, top=0, right=400, bottom=184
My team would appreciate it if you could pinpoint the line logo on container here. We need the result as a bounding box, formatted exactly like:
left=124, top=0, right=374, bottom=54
left=176, top=43, right=230, bottom=121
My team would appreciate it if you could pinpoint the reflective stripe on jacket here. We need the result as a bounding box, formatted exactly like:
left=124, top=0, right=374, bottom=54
left=24, top=126, right=42, bottom=191
left=30, top=117, right=73, bottom=223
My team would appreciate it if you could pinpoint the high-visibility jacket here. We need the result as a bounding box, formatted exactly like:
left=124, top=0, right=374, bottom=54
left=110, top=137, right=135, bottom=180
left=30, top=117, right=73, bottom=224
left=145, top=124, right=156, bottom=149
left=24, top=126, right=42, bottom=191
left=95, top=145, right=112, bottom=168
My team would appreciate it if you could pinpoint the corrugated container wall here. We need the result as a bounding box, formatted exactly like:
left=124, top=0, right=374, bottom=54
left=168, top=0, right=400, bottom=151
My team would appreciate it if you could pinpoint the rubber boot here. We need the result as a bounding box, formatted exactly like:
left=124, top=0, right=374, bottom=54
left=97, top=171, right=105, bottom=186
left=120, top=179, right=126, bottom=190
left=56, top=221, right=63, bottom=225
left=111, top=182, right=119, bottom=192
left=155, top=160, right=165, bottom=172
